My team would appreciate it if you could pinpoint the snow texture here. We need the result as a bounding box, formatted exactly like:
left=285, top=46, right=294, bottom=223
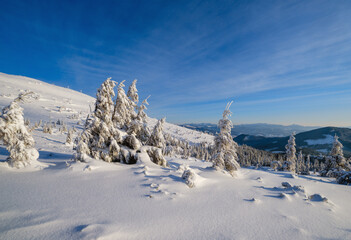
left=1, top=73, right=351, bottom=240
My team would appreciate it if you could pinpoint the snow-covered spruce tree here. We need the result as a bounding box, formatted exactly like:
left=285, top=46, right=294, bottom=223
left=75, top=130, right=91, bottom=161
left=301, top=154, right=311, bottom=175
left=322, top=135, right=350, bottom=178
left=127, top=96, right=151, bottom=143
left=65, top=128, right=73, bottom=145
left=127, top=79, right=139, bottom=106
left=43, top=123, right=53, bottom=134
left=211, top=102, right=240, bottom=176
left=112, top=80, right=135, bottom=128
left=296, top=151, right=304, bottom=174
left=0, top=91, right=39, bottom=168
left=313, top=159, right=319, bottom=173
left=284, top=132, right=297, bottom=173
left=75, top=78, right=117, bottom=162
left=146, top=117, right=168, bottom=167
left=147, top=117, right=166, bottom=149
left=95, top=77, right=116, bottom=123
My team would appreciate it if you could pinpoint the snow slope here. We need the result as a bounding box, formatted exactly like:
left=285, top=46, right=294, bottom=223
left=1, top=73, right=351, bottom=240
left=304, top=134, right=334, bottom=145
left=0, top=72, right=213, bottom=145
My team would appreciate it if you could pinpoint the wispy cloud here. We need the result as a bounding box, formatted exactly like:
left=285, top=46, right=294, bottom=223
left=1, top=0, right=350, bottom=125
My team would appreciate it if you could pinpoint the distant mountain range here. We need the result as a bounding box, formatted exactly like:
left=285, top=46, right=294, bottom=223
left=180, top=123, right=319, bottom=137
left=234, top=127, right=351, bottom=157
left=180, top=123, right=351, bottom=157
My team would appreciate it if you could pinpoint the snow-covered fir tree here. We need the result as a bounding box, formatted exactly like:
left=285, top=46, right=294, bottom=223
left=313, top=159, right=320, bottom=173
left=302, top=154, right=311, bottom=175
left=211, top=102, right=240, bottom=176
left=147, top=117, right=166, bottom=149
left=75, top=131, right=91, bottom=161
left=43, top=123, right=53, bottom=134
left=0, top=92, right=39, bottom=168
left=330, top=135, right=344, bottom=157
left=66, top=129, right=73, bottom=145
left=113, top=80, right=135, bottom=128
left=127, top=96, right=151, bottom=143
left=75, top=78, right=167, bottom=167
left=284, top=132, right=297, bottom=173
left=75, top=78, right=116, bottom=161
left=296, top=151, right=304, bottom=174
left=94, top=77, right=115, bottom=123
left=322, top=134, right=350, bottom=178
left=127, top=79, right=139, bottom=106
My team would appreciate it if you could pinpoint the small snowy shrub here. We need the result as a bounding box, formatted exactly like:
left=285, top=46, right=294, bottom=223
left=123, top=134, right=141, bottom=150
left=66, top=129, right=74, bottom=145
left=271, top=160, right=281, bottom=171
left=147, top=147, right=168, bottom=167
left=182, top=167, right=197, bottom=188
left=337, top=172, right=351, bottom=185
left=43, top=123, right=53, bottom=134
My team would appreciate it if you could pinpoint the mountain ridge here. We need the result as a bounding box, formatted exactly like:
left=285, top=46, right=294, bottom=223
left=234, top=126, right=351, bottom=157
left=180, top=122, right=320, bottom=137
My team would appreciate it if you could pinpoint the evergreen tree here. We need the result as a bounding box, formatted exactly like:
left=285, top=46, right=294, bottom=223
left=75, top=78, right=116, bottom=161
left=302, top=154, right=311, bottom=175
left=66, top=129, right=73, bottom=145
left=128, top=96, right=151, bottom=143
left=75, top=131, right=91, bottom=161
left=284, top=132, right=297, bottom=173
left=322, top=134, right=350, bottom=177
left=147, top=118, right=166, bottom=148
left=113, top=80, right=134, bottom=128
left=211, top=102, right=240, bottom=176
left=94, top=77, right=115, bottom=123
left=313, top=159, right=319, bottom=173
left=0, top=92, right=39, bottom=168
left=297, top=151, right=304, bottom=174
left=127, top=79, right=139, bottom=106
left=330, top=135, right=344, bottom=157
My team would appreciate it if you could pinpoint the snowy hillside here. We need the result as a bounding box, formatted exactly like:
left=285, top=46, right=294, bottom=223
left=0, top=73, right=213, bottom=145
left=1, top=73, right=351, bottom=240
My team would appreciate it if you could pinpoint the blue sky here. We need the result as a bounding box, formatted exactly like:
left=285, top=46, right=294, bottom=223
left=0, top=0, right=351, bottom=126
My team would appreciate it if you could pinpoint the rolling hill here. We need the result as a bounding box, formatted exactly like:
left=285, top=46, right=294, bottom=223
left=180, top=123, right=319, bottom=137
left=1, top=73, right=351, bottom=240
left=235, top=127, right=351, bottom=157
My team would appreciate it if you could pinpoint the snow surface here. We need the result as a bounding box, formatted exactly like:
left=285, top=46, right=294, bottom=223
left=304, top=134, right=334, bottom=145
left=1, top=73, right=351, bottom=240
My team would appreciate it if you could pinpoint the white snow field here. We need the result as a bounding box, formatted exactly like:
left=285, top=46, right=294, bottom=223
left=1, top=73, right=351, bottom=240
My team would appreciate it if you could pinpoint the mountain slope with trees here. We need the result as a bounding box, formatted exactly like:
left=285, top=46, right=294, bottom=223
left=235, top=127, right=351, bottom=157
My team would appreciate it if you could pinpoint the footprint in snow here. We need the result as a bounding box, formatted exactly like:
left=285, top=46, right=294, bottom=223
left=244, top=198, right=260, bottom=203
left=150, top=183, right=159, bottom=188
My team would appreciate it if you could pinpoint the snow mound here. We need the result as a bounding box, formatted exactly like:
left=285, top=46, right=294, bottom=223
left=182, top=167, right=198, bottom=188
left=0, top=158, right=49, bottom=171
left=308, top=194, right=328, bottom=202
left=282, top=182, right=292, bottom=188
